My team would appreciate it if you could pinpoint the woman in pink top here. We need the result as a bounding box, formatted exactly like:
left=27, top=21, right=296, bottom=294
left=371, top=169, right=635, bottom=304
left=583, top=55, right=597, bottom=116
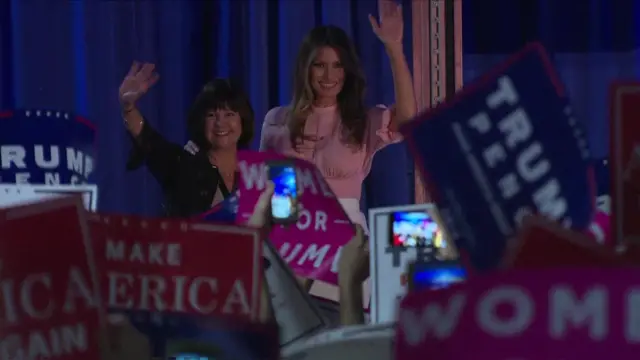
left=260, top=0, right=416, bottom=231
left=260, top=0, right=417, bottom=300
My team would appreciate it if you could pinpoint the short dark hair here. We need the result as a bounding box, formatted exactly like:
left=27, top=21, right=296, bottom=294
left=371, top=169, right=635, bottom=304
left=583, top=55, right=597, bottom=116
left=186, top=78, right=254, bottom=150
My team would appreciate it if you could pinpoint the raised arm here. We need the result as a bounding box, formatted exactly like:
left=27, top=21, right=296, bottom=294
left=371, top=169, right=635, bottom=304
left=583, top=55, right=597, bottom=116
left=119, top=62, right=183, bottom=189
left=338, top=226, right=368, bottom=325
left=120, top=62, right=158, bottom=138
left=369, top=0, right=417, bottom=127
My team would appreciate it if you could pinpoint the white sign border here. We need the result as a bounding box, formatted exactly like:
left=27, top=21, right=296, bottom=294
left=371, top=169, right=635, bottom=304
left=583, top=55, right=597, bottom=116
left=369, top=203, right=437, bottom=324
left=0, top=184, right=99, bottom=211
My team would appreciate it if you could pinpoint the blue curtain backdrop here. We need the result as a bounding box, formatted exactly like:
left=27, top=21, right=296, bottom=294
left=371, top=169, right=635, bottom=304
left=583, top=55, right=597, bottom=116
left=462, top=0, right=640, bottom=163
left=0, top=0, right=413, bottom=215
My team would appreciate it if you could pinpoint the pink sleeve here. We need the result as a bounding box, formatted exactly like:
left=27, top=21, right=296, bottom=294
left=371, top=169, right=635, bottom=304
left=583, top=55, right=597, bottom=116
left=366, top=104, right=403, bottom=154
left=259, top=107, right=286, bottom=151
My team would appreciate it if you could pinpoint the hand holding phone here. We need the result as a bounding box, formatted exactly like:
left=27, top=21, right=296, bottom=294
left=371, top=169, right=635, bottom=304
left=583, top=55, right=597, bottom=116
left=267, top=160, right=298, bottom=224
left=408, top=260, right=467, bottom=292
left=390, top=211, right=441, bottom=248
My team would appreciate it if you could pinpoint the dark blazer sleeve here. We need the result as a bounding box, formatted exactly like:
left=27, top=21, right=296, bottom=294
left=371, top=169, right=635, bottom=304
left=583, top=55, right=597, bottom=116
left=125, top=121, right=184, bottom=190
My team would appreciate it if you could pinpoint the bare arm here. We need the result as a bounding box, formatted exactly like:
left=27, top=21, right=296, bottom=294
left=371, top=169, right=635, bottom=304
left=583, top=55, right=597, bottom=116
left=386, top=43, right=417, bottom=127
left=339, top=281, right=365, bottom=325
left=119, top=62, right=158, bottom=138
left=338, top=226, right=368, bottom=325
left=369, top=0, right=417, bottom=127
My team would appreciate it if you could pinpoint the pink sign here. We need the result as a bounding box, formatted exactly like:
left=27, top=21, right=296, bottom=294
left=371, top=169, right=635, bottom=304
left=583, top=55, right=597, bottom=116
left=236, top=150, right=355, bottom=284
left=396, top=268, right=640, bottom=359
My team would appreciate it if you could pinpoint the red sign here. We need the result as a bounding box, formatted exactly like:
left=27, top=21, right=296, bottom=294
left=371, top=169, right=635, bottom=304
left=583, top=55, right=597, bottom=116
left=235, top=151, right=355, bottom=284
left=610, top=82, right=640, bottom=245
left=0, top=196, right=102, bottom=360
left=503, top=216, right=631, bottom=268
left=89, top=214, right=263, bottom=321
left=396, top=268, right=640, bottom=359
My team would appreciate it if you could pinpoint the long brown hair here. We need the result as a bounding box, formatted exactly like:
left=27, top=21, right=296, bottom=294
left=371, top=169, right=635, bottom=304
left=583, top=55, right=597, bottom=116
left=288, top=25, right=368, bottom=148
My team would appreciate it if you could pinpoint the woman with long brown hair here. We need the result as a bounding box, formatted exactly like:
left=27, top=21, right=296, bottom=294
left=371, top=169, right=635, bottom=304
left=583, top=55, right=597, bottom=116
left=261, top=0, right=415, bottom=232
left=259, top=0, right=417, bottom=305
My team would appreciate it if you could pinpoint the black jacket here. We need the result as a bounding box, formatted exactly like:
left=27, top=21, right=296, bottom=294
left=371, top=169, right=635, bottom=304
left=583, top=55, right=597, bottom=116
left=126, top=123, right=234, bottom=217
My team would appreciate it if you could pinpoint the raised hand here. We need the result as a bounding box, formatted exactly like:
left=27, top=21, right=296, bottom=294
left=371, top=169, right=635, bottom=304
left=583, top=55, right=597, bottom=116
left=368, top=0, right=404, bottom=46
left=247, top=181, right=275, bottom=231
left=118, top=62, right=159, bottom=111
left=184, top=140, right=200, bottom=155
left=246, top=181, right=305, bottom=235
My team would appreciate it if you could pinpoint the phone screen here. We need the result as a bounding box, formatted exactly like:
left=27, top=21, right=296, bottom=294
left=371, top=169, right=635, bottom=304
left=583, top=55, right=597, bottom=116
left=390, top=211, right=443, bottom=248
left=411, top=261, right=466, bottom=291
left=167, top=340, right=218, bottom=360
left=163, top=318, right=279, bottom=360
left=169, top=355, right=210, bottom=360
left=268, top=163, right=297, bottom=221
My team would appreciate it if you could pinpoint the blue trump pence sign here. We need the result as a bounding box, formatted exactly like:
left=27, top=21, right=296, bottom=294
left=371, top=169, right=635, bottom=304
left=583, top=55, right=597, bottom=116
left=403, top=43, right=593, bottom=270
left=199, top=193, right=239, bottom=223
left=0, top=109, right=96, bottom=185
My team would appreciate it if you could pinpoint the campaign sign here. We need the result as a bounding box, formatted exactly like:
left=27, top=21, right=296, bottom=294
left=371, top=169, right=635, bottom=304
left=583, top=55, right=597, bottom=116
left=198, top=189, right=329, bottom=346
left=0, top=196, right=102, bottom=360
left=396, top=268, right=640, bottom=360
left=0, top=109, right=96, bottom=185
left=235, top=150, right=355, bottom=284
left=402, top=43, right=593, bottom=270
left=89, top=214, right=262, bottom=321
left=369, top=203, right=446, bottom=324
left=610, top=82, right=640, bottom=245
left=0, top=184, right=99, bottom=211
left=199, top=192, right=239, bottom=223
left=503, top=216, right=630, bottom=268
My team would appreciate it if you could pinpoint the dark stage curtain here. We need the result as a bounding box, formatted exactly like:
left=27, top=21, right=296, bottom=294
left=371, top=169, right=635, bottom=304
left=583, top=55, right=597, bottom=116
left=462, top=0, right=640, bottom=161
left=0, top=0, right=413, bottom=215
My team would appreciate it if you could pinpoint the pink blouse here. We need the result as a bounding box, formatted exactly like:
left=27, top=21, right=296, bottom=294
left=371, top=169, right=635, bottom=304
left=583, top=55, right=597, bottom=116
left=259, top=104, right=402, bottom=228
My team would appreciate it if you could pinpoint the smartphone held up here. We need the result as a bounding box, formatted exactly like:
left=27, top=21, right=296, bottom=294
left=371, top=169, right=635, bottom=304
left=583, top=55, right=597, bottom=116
left=267, top=160, right=299, bottom=224
left=389, top=211, right=447, bottom=253
left=408, top=260, right=467, bottom=292
left=387, top=210, right=467, bottom=291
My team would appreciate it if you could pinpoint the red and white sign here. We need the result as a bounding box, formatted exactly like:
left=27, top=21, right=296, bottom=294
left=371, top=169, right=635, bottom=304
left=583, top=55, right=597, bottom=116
left=396, top=268, right=640, bottom=360
left=89, top=214, right=263, bottom=321
left=0, top=196, right=102, bottom=360
left=369, top=203, right=440, bottom=324
left=503, top=216, right=630, bottom=268
left=236, top=151, right=355, bottom=284
left=610, top=82, right=640, bottom=245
